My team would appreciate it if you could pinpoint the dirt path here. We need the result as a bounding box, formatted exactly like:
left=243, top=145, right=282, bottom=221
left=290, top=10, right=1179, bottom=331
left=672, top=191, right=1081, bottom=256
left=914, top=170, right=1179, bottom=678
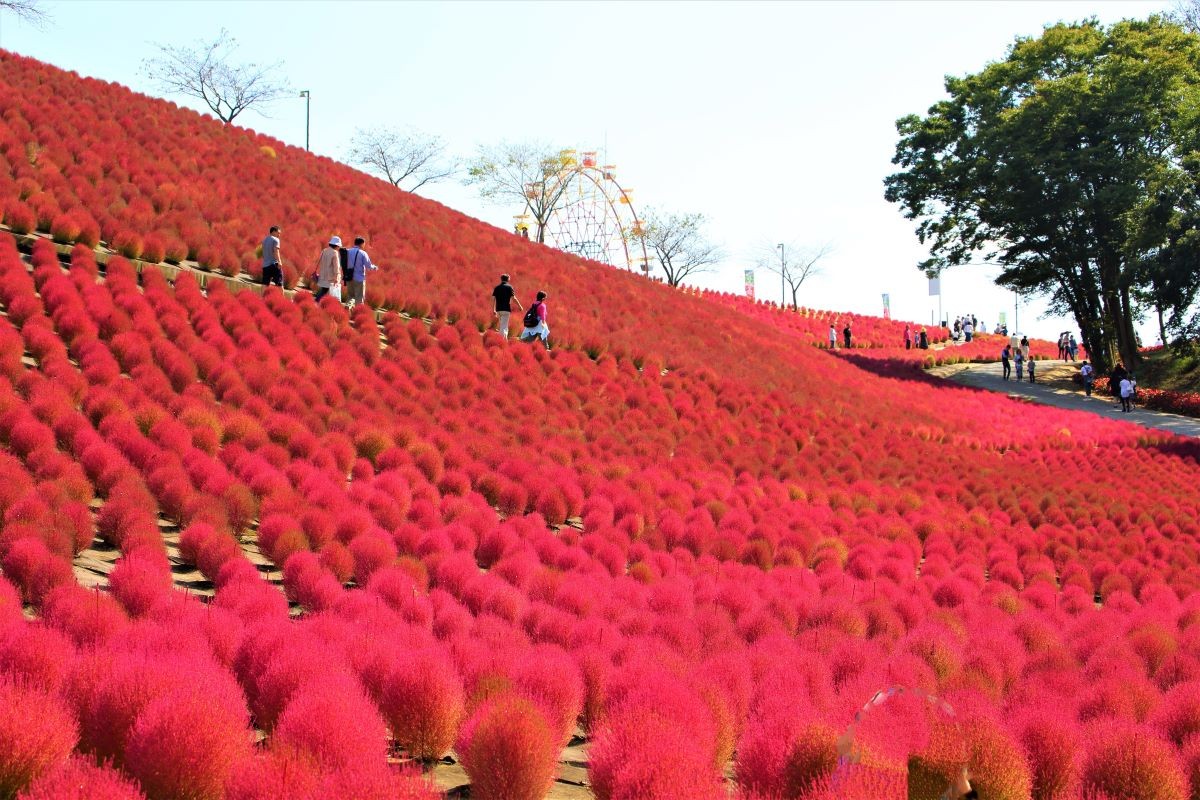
left=928, top=360, right=1200, bottom=439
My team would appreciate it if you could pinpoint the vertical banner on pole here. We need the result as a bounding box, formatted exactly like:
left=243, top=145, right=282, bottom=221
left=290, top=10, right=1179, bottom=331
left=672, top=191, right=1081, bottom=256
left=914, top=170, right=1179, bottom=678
left=928, top=277, right=941, bottom=296
left=999, top=311, right=1007, bottom=327
left=881, top=293, right=891, bottom=319
left=744, top=270, right=755, bottom=300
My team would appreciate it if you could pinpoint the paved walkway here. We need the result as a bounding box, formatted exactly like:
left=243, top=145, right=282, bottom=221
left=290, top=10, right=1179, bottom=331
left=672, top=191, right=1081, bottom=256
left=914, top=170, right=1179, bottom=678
left=928, top=360, right=1200, bottom=439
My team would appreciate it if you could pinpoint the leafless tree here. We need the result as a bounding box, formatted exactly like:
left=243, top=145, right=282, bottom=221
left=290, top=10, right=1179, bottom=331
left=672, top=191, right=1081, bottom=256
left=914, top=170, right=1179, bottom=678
left=0, top=0, right=48, bottom=26
left=143, top=29, right=291, bottom=124
left=465, top=142, right=576, bottom=243
left=347, top=128, right=457, bottom=193
left=1170, top=0, right=1200, bottom=32
left=757, top=241, right=833, bottom=310
left=633, top=208, right=724, bottom=287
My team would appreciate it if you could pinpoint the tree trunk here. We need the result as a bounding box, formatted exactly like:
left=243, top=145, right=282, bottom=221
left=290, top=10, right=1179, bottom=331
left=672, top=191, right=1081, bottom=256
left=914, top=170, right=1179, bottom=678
left=1156, top=303, right=1167, bottom=347
left=1118, top=284, right=1140, bottom=371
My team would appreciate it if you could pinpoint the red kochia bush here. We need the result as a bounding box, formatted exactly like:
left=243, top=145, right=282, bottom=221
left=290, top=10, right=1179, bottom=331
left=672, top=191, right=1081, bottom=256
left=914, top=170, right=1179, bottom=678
left=107, top=552, right=173, bottom=617
left=379, top=648, right=465, bottom=762
left=0, top=676, right=78, bottom=799
left=15, top=757, right=146, bottom=800
left=123, top=686, right=253, bottom=800
left=590, top=672, right=725, bottom=800
left=457, top=693, right=559, bottom=800
left=0, top=622, right=76, bottom=693
left=1080, top=722, right=1188, bottom=800
left=271, top=678, right=389, bottom=772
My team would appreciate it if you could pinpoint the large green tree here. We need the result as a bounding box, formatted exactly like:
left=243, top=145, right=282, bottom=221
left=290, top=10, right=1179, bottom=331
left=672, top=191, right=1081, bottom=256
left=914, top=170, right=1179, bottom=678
left=885, top=17, right=1200, bottom=371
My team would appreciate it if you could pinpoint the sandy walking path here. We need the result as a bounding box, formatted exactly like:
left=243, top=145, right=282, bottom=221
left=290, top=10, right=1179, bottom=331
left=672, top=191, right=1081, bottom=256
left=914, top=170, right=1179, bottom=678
left=928, top=360, right=1200, bottom=440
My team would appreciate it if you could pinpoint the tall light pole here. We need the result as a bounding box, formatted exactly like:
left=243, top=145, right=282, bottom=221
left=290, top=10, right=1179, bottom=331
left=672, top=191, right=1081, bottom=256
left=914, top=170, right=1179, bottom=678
left=777, top=243, right=785, bottom=308
left=299, top=90, right=311, bottom=151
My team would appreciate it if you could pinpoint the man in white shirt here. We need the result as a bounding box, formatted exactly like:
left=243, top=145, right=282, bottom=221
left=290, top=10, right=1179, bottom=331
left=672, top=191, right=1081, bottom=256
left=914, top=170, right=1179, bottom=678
left=1119, top=375, right=1136, bottom=412
left=1080, top=361, right=1095, bottom=396
left=344, top=236, right=377, bottom=307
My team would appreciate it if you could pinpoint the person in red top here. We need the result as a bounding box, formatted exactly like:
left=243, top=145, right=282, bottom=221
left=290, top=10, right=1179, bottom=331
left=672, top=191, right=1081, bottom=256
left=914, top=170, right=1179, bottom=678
left=519, top=290, right=550, bottom=350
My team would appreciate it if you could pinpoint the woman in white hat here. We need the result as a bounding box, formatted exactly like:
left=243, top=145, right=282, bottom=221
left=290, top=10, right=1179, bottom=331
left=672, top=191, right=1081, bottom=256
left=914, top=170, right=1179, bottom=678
left=314, top=235, right=343, bottom=301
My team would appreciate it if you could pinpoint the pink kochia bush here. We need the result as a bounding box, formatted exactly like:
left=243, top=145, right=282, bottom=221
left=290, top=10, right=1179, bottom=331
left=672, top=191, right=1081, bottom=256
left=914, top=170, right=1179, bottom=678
left=0, top=676, right=78, bottom=800
left=590, top=672, right=726, bottom=800
left=271, top=678, right=389, bottom=772
left=15, top=757, right=146, bottom=800
left=457, top=693, right=559, bottom=800
left=122, top=686, right=253, bottom=800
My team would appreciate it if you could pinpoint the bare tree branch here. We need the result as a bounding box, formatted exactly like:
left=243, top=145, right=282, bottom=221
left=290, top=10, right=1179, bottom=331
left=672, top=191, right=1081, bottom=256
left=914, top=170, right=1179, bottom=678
left=347, top=128, right=458, bottom=193
left=0, top=0, right=48, bottom=26
left=142, top=29, right=291, bottom=124
left=465, top=142, right=575, bottom=243
left=757, top=241, right=833, bottom=310
left=1170, top=0, right=1200, bottom=33
left=632, top=208, right=724, bottom=286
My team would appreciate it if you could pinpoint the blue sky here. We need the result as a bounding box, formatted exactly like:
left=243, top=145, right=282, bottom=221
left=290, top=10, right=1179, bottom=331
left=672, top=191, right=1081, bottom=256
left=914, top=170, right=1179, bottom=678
left=0, top=0, right=1166, bottom=340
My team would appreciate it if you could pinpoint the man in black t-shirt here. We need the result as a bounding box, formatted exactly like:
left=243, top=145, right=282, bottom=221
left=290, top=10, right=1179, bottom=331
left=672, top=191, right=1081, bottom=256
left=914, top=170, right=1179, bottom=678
left=491, top=274, right=524, bottom=340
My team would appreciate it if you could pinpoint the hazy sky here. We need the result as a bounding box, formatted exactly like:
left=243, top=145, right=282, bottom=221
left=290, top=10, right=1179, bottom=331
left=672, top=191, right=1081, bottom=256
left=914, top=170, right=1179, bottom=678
left=0, top=0, right=1166, bottom=339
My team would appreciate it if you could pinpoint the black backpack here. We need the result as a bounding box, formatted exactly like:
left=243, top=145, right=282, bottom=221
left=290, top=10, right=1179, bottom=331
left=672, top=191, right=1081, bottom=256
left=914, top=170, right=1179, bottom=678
left=523, top=304, right=541, bottom=328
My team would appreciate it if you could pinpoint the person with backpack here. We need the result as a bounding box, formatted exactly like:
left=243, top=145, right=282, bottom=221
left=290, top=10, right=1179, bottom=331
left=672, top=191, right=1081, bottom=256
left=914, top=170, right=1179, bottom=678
left=261, top=225, right=283, bottom=287
left=519, top=290, right=550, bottom=350
left=1080, top=361, right=1095, bottom=396
left=313, top=236, right=342, bottom=301
left=491, top=274, right=524, bottom=340
left=344, top=237, right=376, bottom=308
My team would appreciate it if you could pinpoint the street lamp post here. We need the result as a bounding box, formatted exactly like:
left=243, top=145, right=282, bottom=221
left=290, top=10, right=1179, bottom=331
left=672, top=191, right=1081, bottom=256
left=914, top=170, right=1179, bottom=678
left=777, top=243, right=785, bottom=308
left=299, top=90, right=311, bottom=151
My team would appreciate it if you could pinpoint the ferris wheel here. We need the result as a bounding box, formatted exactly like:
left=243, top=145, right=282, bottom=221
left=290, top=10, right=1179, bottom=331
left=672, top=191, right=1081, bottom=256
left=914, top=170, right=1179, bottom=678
left=518, top=150, right=650, bottom=274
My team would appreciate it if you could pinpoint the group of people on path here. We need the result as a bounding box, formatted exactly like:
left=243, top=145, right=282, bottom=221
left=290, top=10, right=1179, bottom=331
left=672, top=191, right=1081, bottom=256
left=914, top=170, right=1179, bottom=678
left=951, top=315, right=979, bottom=342
left=903, top=324, right=930, bottom=350
left=260, top=226, right=378, bottom=308
left=1057, top=331, right=1079, bottom=361
left=492, top=274, right=550, bottom=349
left=1000, top=337, right=1034, bottom=382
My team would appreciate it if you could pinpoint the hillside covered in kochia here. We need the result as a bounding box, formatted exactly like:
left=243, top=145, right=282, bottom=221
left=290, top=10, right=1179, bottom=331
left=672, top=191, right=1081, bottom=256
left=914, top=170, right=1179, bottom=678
left=1, top=49, right=1200, bottom=800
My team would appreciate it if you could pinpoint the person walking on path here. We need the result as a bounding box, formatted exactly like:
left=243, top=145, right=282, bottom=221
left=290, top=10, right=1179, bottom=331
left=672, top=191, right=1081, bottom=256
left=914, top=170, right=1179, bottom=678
left=843, top=322, right=852, bottom=349
left=829, top=324, right=837, bottom=350
left=261, top=226, right=283, bottom=287
left=1080, top=361, right=1095, bottom=396
left=1015, top=349, right=1025, bottom=381
left=1120, top=374, right=1136, bottom=412
left=1068, top=334, right=1078, bottom=362
left=1001, top=345, right=1011, bottom=380
left=520, top=291, right=551, bottom=350
left=1028, top=357, right=1037, bottom=384
left=345, top=237, right=376, bottom=308
left=313, top=236, right=342, bottom=301
left=1110, top=363, right=1128, bottom=408
left=904, top=324, right=912, bottom=350
left=919, top=327, right=928, bottom=349
left=963, top=318, right=974, bottom=343
left=1020, top=335, right=1030, bottom=361
left=491, top=274, right=523, bottom=340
